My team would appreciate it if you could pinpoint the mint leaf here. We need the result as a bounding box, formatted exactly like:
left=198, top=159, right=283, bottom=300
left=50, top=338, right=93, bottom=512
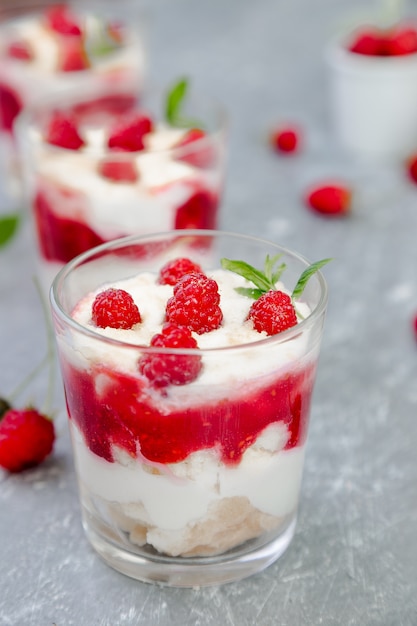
left=292, top=258, right=331, bottom=300
left=235, top=287, right=265, bottom=300
left=0, top=213, right=19, bottom=247
left=165, top=78, right=188, bottom=126
left=222, top=254, right=331, bottom=303
left=220, top=258, right=273, bottom=292
left=164, top=78, right=203, bottom=129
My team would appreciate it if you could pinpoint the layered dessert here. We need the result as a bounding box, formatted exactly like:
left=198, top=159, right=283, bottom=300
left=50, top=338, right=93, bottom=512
left=0, top=2, right=145, bottom=136
left=55, top=252, right=325, bottom=559
left=19, top=85, right=225, bottom=286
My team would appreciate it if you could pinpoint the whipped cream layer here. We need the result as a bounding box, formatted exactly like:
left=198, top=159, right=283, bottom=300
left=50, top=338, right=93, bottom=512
left=31, top=125, right=218, bottom=238
left=69, top=269, right=313, bottom=396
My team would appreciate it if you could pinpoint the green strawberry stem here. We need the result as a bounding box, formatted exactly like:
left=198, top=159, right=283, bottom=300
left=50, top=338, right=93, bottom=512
left=165, top=77, right=204, bottom=129
left=221, top=255, right=331, bottom=303
left=7, top=278, right=56, bottom=419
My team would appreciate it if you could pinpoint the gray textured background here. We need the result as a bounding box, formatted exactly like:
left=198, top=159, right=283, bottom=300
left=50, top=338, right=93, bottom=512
left=1, top=0, right=417, bottom=624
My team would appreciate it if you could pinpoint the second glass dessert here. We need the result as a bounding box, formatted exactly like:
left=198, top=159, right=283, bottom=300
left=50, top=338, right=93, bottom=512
left=17, top=80, right=227, bottom=287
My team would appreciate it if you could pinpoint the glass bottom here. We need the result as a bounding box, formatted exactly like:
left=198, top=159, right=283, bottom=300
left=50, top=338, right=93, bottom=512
left=81, top=506, right=297, bottom=587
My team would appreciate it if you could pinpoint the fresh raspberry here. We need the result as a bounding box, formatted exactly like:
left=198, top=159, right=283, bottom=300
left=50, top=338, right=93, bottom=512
left=98, top=158, right=138, bottom=183
left=305, top=183, right=351, bottom=216
left=348, top=29, right=383, bottom=55
left=0, top=408, right=55, bottom=473
left=0, top=83, right=22, bottom=132
left=175, top=189, right=218, bottom=229
left=174, top=128, right=214, bottom=168
left=46, top=111, right=85, bottom=150
left=92, top=288, right=141, bottom=330
left=158, top=257, right=202, bottom=285
left=270, top=125, right=300, bottom=154
left=59, top=37, right=90, bottom=72
left=384, top=25, right=417, bottom=56
left=166, top=272, right=223, bottom=334
left=44, top=4, right=82, bottom=36
left=7, top=40, right=33, bottom=61
left=247, top=290, right=298, bottom=336
left=107, top=113, right=153, bottom=152
left=139, top=322, right=202, bottom=387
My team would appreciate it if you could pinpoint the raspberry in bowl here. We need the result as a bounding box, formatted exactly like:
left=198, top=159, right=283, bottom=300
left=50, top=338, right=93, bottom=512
left=16, top=79, right=227, bottom=288
left=326, top=19, right=417, bottom=159
left=50, top=229, right=329, bottom=587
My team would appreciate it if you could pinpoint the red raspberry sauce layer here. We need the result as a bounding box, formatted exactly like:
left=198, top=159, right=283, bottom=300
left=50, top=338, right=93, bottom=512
left=34, top=185, right=219, bottom=263
left=62, top=359, right=317, bottom=465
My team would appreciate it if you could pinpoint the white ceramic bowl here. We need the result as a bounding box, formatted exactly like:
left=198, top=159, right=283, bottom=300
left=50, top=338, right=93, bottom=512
left=326, top=32, right=417, bottom=160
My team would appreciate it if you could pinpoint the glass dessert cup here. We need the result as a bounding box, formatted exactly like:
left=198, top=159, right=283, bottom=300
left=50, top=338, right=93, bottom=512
left=326, top=27, right=417, bottom=160
left=50, top=230, right=328, bottom=587
left=0, top=0, right=146, bottom=211
left=17, top=83, right=227, bottom=290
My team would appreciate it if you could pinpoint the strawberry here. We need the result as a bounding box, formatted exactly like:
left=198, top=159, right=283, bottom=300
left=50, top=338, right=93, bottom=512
left=0, top=408, right=55, bottom=473
left=0, top=83, right=22, bottom=132
left=270, top=125, right=300, bottom=154
left=413, top=313, right=417, bottom=340
left=98, top=158, right=138, bottom=183
left=165, top=272, right=223, bottom=334
left=305, top=183, right=351, bottom=217
left=58, top=37, right=90, bottom=72
left=44, top=3, right=82, bottom=36
left=174, top=128, right=215, bottom=168
left=92, top=288, right=141, bottom=330
left=221, top=255, right=331, bottom=336
left=138, top=322, right=202, bottom=387
left=158, top=257, right=203, bottom=285
left=348, top=29, right=383, bottom=55
left=107, top=113, right=153, bottom=152
left=7, top=40, right=33, bottom=61
left=46, top=111, right=85, bottom=150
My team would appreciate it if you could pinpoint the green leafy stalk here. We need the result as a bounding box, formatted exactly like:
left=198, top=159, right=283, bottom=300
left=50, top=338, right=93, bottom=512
left=0, top=213, right=19, bottom=248
left=164, top=78, right=203, bottom=129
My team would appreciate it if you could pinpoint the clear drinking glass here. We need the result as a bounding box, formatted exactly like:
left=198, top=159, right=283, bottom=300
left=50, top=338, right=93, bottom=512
left=0, top=0, right=146, bottom=211
left=50, top=230, right=328, bottom=587
left=16, top=83, right=227, bottom=289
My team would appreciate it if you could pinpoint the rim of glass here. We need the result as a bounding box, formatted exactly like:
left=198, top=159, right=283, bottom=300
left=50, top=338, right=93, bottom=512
left=50, top=229, right=328, bottom=355
left=15, top=84, right=228, bottom=160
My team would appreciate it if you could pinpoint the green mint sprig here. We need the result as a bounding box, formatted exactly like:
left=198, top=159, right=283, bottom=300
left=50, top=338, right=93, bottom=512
left=221, top=255, right=331, bottom=302
left=165, top=78, right=204, bottom=129
left=0, top=213, right=19, bottom=248
left=220, top=254, right=287, bottom=299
